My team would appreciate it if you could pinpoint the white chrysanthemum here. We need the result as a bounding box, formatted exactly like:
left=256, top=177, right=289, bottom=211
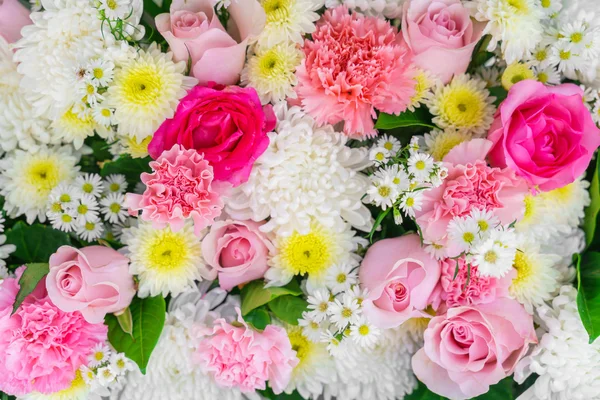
left=267, top=220, right=362, bottom=289
left=325, top=0, right=405, bottom=19
left=122, top=221, right=211, bottom=298
left=0, top=146, right=79, bottom=223
left=425, top=74, right=496, bottom=135
left=105, top=44, right=196, bottom=140
left=510, top=239, right=561, bottom=314
left=110, top=282, right=245, bottom=400
left=538, top=177, right=590, bottom=228
left=225, top=103, right=373, bottom=236
left=322, top=325, right=419, bottom=400
left=258, top=0, right=322, bottom=47
left=468, top=0, right=544, bottom=64
left=540, top=227, right=584, bottom=286
left=21, top=370, right=93, bottom=400
left=241, top=42, right=302, bottom=104
left=51, top=107, right=105, bottom=149
left=515, top=286, right=600, bottom=400
left=13, top=0, right=142, bottom=120
left=0, top=37, right=54, bottom=153
left=0, top=216, right=15, bottom=269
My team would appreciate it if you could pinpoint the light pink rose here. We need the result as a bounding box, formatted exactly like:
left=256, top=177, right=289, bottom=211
left=0, top=0, right=31, bottom=43
left=47, top=246, right=136, bottom=324
left=488, top=80, right=600, bottom=192
left=156, top=0, right=265, bottom=84
left=402, top=0, right=484, bottom=84
left=412, top=299, right=537, bottom=399
left=202, top=220, right=274, bottom=291
left=359, top=234, right=440, bottom=329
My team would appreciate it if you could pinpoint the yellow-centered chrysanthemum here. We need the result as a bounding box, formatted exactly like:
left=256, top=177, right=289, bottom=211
left=119, top=134, right=152, bottom=159
left=51, top=107, right=98, bottom=149
left=258, top=0, right=320, bottom=48
left=502, top=62, right=535, bottom=90
left=106, top=44, right=196, bottom=141
left=285, top=325, right=331, bottom=394
left=426, top=74, right=496, bottom=135
left=22, top=370, right=89, bottom=400
left=124, top=221, right=209, bottom=297
left=423, top=128, right=473, bottom=161
left=407, top=69, right=435, bottom=112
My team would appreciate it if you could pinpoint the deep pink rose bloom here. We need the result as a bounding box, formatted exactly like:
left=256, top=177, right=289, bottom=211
left=414, top=139, right=528, bottom=256
left=47, top=245, right=135, bottom=324
left=201, top=219, right=274, bottom=291
left=148, top=84, right=276, bottom=187
left=412, top=299, right=536, bottom=400
left=402, top=0, right=484, bottom=84
left=155, top=0, right=265, bottom=84
left=296, top=6, right=416, bottom=138
left=196, top=315, right=298, bottom=394
left=359, top=234, right=440, bottom=329
left=0, top=0, right=31, bottom=43
left=0, top=268, right=107, bottom=396
left=126, top=144, right=224, bottom=237
left=488, top=80, right=600, bottom=192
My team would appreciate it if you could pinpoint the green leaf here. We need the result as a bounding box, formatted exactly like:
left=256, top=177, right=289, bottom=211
left=368, top=207, right=391, bottom=242
left=488, top=86, right=508, bottom=107
left=100, top=154, right=152, bottom=187
left=268, top=295, right=309, bottom=325
left=12, top=263, right=49, bottom=314
left=374, top=108, right=436, bottom=130
left=584, top=158, right=600, bottom=248
left=0, top=391, right=16, bottom=400
left=106, top=296, right=166, bottom=373
left=404, top=381, right=445, bottom=400
left=240, top=279, right=303, bottom=316
left=257, top=387, right=304, bottom=400
left=406, top=377, right=514, bottom=400
left=576, top=252, right=600, bottom=343
left=244, top=307, right=271, bottom=331
left=5, top=222, right=71, bottom=264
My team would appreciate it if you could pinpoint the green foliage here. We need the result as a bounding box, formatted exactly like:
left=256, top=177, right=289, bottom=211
left=584, top=157, right=600, bottom=249
left=406, top=377, right=514, bottom=400
left=268, top=295, right=309, bottom=325
left=257, top=387, right=304, bottom=400
left=12, top=263, right=49, bottom=314
left=106, top=296, right=166, bottom=374
left=488, top=86, right=508, bottom=107
left=5, top=222, right=71, bottom=264
left=240, top=279, right=303, bottom=316
left=244, top=307, right=272, bottom=331
left=0, top=391, right=16, bottom=400
left=100, top=154, right=152, bottom=187
left=375, top=108, right=436, bottom=130
left=575, top=252, right=600, bottom=343
left=467, top=35, right=493, bottom=71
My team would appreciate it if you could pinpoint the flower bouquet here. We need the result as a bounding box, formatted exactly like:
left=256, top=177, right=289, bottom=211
left=1, top=0, right=600, bottom=399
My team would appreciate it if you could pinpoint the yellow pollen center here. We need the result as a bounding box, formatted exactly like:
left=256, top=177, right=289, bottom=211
left=94, top=68, right=104, bottom=79
left=535, top=50, right=547, bottom=61
left=77, top=204, right=88, bottom=215
left=94, top=351, right=104, bottom=361
left=117, top=359, right=126, bottom=369
left=341, top=307, right=353, bottom=318
left=25, top=160, right=61, bottom=193
left=110, top=203, right=121, bottom=213
left=383, top=142, right=394, bottom=151
left=82, top=183, right=94, bottom=193
left=375, top=152, right=385, bottom=161
left=85, top=222, right=96, bottom=231
left=336, top=273, right=346, bottom=284
left=288, top=329, right=312, bottom=367
left=415, top=160, right=426, bottom=170
left=463, top=232, right=475, bottom=243
left=559, top=50, right=571, bottom=60
left=263, top=0, right=291, bottom=22
left=541, top=0, right=550, bottom=7
left=358, top=325, right=370, bottom=336
left=478, top=220, right=489, bottom=232
left=441, top=87, right=485, bottom=128
left=406, top=197, right=415, bottom=207
left=318, top=302, right=328, bottom=312
left=147, top=231, right=189, bottom=272
left=507, top=0, right=529, bottom=13
left=512, top=251, right=533, bottom=285
left=571, top=32, right=583, bottom=43
left=101, top=109, right=111, bottom=117
left=62, top=214, right=73, bottom=223
left=51, top=202, right=62, bottom=213
left=121, top=66, right=163, bottom=106
left=59, top=194, right=71, bottom=202
left=107, top=0, right=117, bottom=9
left=393, top=177, right=400, bottom=185
left=110, top=183, right=120, bottom=192
left=484, top=250, right=498, bottom=263
left=281, top=228, right=332, bottom=276
left=378, top=186, right=391, bottom=197
left=86, top=84, right=95, bottom=95
left=537, top=72, right=548, bottom=83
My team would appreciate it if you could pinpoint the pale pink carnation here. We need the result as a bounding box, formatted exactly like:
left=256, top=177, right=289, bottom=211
left=196, top=314, right=298, bottom=394
left=432, top=257, right=514, bottom=309
left=125, top=144, right=224, bottom=237
left=296, top=6, right=417, bottom=138
left=414, top=139, right=528, bottom=257
left=0, top=270, right=107, bottom=396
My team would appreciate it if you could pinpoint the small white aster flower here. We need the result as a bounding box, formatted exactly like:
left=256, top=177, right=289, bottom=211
left=474, top=65, right=501, bottom=87
left=92, top=106, right=115, bottom=127
left=447, top=216, right=479, bottom=253
left=407, top=153, right=434, bottom=182
left=78, top=81, right=105, bottom=106
left=75, top=173, right=104, bottom=198
left=365, top=176, right=399, bottom=210
left=76, top=216, right=105, bottom=242
left=306, top=288, right=332, bottom=322
left=299, top=312, right=327, bottom=343
left=80, top=365, right=96, bottom=386
left=71, top=194, right=100, bottom=224
left=471, top=236, right=516, bottom=278
left=424, top=240, right=447, bottom=260
left=49, top=211, right=78, bottom=233
left=376, top=134, right=401, bottom=155
left=47, top=182, right=80, bottom=214
left=328, top=295, right=361, bottom=329
left=86, top=58, right=115, bottom=88
left=110, top=353, right=135, bottom=375
left=99, top=0, right=131, bottom=20
left=325, top=261, right=358, bottom=294
left=349, top=318, right=380, bottom=348
left=534, top=65, right=561, bottom=85
left=346, top=285, right=368, bottom=306
left=103, top=174, right=128, bottom=194
left=408, top=136, right=421, bottom=155
left=89, top=343, right=111, bottom=368
left=97, top=365, right=117, bottom=386
left=549, top=40, right=584, bottom=76
left=100, top=193, right=128, bottom=224
left=321, top=329, right=343, bottom=357
left=400, top=191, right=423, bottom=219
left=369, top=146, right=391, bottom=164
left=469, top=208, right=499, bottom=235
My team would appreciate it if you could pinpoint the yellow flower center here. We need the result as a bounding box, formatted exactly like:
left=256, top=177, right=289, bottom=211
left=107, top=0, right=117, bottom=9
left=288, top=328, right=312, bottom=368
left=62, top=214, right=73, bottom=223
left=51, top=202, right=63, bottom=213
left=484, top=250, right=498, bottom=263
left=25, top=160, right=61, bottom=193
left=59, top=194, right=71, bottom=202
left=502, top=63, right=534, bottom=90
left=428, top=130, right=469, bottom=161
left=94, top=68, right=104, bottom=79
left=571, top=32, right=583, bottom=43
left=85, top=222, right=96, bottom=231
left=411, top=71, right=431, bottom=104
left=318, top=302, right=328, bottom=312
left=383, top=141, right=394, bottom=151
left=147, top=230, right=190, bottom=272
left=123, top=135, right=152, bottom=158
left=537, top=72, right=549, bottom=84
left=512, top=251, right=533, bottom=285
left=121, top=65, right=163, bottom=106
left=463, top=232, right=475, bottom=243
left=541, top=0, right=550, bottom=7
left=358, top=324, right=370, bottom=336
left=77, top=204, right=88, bottom=215
left=280, top=228, right=333, bottom=277
left=375, top=152, right=385, bottom=161
left=82, top=183, right=94, bottom=193
left=507, top=0, right=529, bottom=13
left=477, top=220, right=489, bottom=232
left=263, top=0, right=291, bottom=22
left=257, top=50, right=285, bottom=77
left=559, top=50, right=571, bottom=60
left=341, top=307, right=353, bottom=318
left=94, top=351, right=104, bottom=361
left=110, top=203, right=121, bottom=213
left=101, top=108, right=112, bottom=117
left=415, top=160, right=426, bottom=170
left=535, top=49, right=547, bottom=61
left=336, top=273, right=346, bottom=284
left=116, top=359, right=126, bottom=369
left=110, top=182, right=121, bottom=192
left=440, top=87, right=485, bottom=129
left=406, top=197, right=415, bottom=207
left=378, top=186, right=391, bottom=197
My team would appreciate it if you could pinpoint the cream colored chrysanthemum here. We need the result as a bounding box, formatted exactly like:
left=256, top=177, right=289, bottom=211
left=501, top=62, right=535, bottom=90
left=242, top=42, right=302, bottom=104
left=407, top=69, right=435, bottom=112
left=117, top=134, right=152, bottom=158
left=258, top=0, right=321, bottom=47
left=123, top=221, right=210, bottom=298
left=0, top=146, right=79, bottom=224
left=51, top=107, right=108, bottom=149
left=425, top=74, right=496, bottom=135
left=423, top=128, right=473, bottom=161
left=105, top=44, right=196, bottom=141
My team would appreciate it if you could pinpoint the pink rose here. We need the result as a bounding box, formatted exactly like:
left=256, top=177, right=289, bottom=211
left=402, top=0, right=484, bottom=84
left=47, top=246, right=136, bottom=324
left=202, top=220, right=274, bottom=291
left=412, top=299, right=537, bottom=399
left=0, top=0, right=31, bottom=43
left=148, top=84, right=276, bottom=187
left=359, top=234, right=440, bottom=329
left=156, top=0, right=265, bottom=85
left=488, top=80, right=600, bottom=192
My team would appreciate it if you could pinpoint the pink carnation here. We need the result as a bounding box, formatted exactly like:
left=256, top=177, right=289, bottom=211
left=414, top=139, right=528, bottom=257
left=296, top=6, right=416, bottom=138
left=196, top=315, right=298, bottom=394
left=0, top=270, right=107, bottom=396
left=431, top=257, right=514, bottom=309
left=126, top=144, right=224, bottom=237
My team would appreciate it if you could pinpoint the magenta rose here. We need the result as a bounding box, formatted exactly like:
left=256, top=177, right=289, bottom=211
left=488, top=80, right=600, bottom=192
left=0, top=0, right=31, bottom=43
left=402, top=0, right=484, bottom=84
left=47, top=246, right=136, bottom=324
left=412, top=299, right=536, bottom=400
left=359, top=234, right=440, bottom=329
left=156, top=0, right=265, bottom=84
left=148, top=84, right=277, bottom=187
left=202, top=219, right=274, bottom=290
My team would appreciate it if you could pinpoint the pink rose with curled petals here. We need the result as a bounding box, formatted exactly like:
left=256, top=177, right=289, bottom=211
left=202, top=220, right=274, bottom=291
left=0, top=0, right=31, bottom=43
left=155, top=0, right=265, bottom=85
left=412, top=299, right=536, bottom=400
left=402, top=0, right=484, bottom=84
left=47, top=246, right=135, bottom=324
left=359, top=234, right=440, bottom=329
left=488, top=80, right=600, bottom=192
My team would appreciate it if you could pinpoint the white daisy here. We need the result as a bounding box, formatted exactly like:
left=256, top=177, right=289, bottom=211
left=534, top=65, right=561, bottom=85
left=407, top=153, right=434, bottom=182
left=373, top=165, right=410, bottom=192
left=399, top=191, right=423, bottom=219
left=376, top=134, right=401, bottom=155
left=306, top=288, right=332, bottom=322
left=89, top=343, right=111, bottom=368
left=324, top=261, right=358, bottom=294
left=424, top=240, right=447, bottom=260
left=365, top=176, right=399, bottom=210
left=49, top=211, right=78, bottom=233
left=328, top=295, right=361, bottom=329
left=349, top=318, right=380, bottom=349
left=110, top=353, right=135, bottom=376
left=299, top=312, right=328, bottom=343
left=73, top=194, right=100, bottom=224
left=92, top=106, right=115, bottom=126
left=76, top=216, right=105, bottom=242
left=471, top=232, right=516, bottom=278
left=74, top=173, right=105, bottom=198
left=369, top=146, right=391, bottom=164
left=100, top=193, right=128, bottom=224
left=98, top=0, right=131, bottom=20
left=97, top=366, right=117, bottom=386
left=86, top=58, right=115, bottom=88
left=103, top=174, right=128, bottom=194
left=469, top=207, right=499, bottom=235
left=447, top=216, right=479, bottom=254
